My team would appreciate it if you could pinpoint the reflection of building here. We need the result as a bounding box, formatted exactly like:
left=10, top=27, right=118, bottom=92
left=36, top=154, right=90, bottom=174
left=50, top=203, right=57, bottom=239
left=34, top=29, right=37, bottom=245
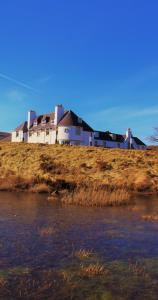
left=12, top=104, right=146, bottom=149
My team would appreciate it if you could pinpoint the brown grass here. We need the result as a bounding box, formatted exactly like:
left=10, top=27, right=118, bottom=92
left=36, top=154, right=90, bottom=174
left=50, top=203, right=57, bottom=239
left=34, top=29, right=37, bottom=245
left=39, top=226, right=57, bottom=236
left=30, top=183, right=51, bottom=193
left=61, top=187, right=131, bottom=206
left=0, top=276, right=7, bottom=287
left=0, top=142, right=157, bottom=197
left=75, top=249, right=93, bottom=259
left=80, top=263, right=105, bottom=277
left=128, top=261, right=149, bottom=279
left=142, top=214, right=158, bottom=221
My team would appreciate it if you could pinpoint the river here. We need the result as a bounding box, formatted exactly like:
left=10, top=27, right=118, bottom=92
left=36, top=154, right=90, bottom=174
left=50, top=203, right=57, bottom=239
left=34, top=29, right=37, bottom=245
left=0, top=192, right=158, bottom=300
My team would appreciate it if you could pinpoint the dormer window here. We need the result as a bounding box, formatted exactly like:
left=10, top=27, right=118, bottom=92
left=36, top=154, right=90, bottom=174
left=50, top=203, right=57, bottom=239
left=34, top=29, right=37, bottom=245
left=94, top=132, right=99, bottom=138
left=42, top=119, right=46, bottom=125
left=110, top=134, right=116, bottom=140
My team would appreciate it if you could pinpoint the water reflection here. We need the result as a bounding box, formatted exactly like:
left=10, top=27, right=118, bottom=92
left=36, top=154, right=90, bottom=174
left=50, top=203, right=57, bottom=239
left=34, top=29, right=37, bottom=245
left=0, top=192, right=158, bottom=299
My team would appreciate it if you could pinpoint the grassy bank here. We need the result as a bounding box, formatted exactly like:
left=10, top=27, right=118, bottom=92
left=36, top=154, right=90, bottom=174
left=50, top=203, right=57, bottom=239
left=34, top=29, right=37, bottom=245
left=0, top=142, right=158, bottom=205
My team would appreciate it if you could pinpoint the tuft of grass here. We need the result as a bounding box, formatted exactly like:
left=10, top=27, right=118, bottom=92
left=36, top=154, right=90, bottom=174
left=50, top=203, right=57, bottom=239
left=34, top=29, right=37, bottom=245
left=128, top=261, right=149, bottom=279
left=30, top=183, right=51, bottom=193
left=0, top=276, right=7, bottom=287
left=96, top=160, right=113, bottom=171
left=80, top=263, right=105, bottom=277
left=142, top=214, right=158, bottom=221
left=75, top=249, right=93, bottom=259
left=60, top=270, right=74, bottom=283
left=61, top=187, right=131, bottom=207
left=39, top=226, right=57, bottom=236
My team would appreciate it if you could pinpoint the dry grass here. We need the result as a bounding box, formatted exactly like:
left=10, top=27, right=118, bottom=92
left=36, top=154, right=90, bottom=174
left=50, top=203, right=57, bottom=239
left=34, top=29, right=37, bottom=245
left=60, top=270, right=74, bottom=283
left=80, top=263, right=105, bottom=277
left=61, top=187, right=131, bottom=206
left=0, top=142, right=157, bottom=197
left=75, top=249, right=93, bottom=259
left=142, top=214, right=158, bottom=221
left=30, top=183, right=51, bottom=193
left=128, top=261, right=149, bottom=279
left=39, top=226, right=57, bottom=236
left=0, top=276, right=7, bottom=287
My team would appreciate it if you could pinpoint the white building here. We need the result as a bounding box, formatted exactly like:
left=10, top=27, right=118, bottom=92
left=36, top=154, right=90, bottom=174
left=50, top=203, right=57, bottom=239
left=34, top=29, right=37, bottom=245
left=12, top=104, right=146, bottom=149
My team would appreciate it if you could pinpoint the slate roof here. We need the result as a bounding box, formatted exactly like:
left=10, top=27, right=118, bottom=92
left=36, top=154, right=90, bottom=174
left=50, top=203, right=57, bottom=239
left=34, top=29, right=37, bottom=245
left=28, top=110, right=93, bottom=132
left=30, top=123, right=55, bottom=131
left=23, top=112, right=55, bottom=131
left=132, top=137, right=146, bottom=146
left=94, top=131, right=125, bottom=142
left=94, top=131, right=113, bottom=141
left=58, top=110, right=94, bottom=132
left=112, top=134, right=125, bottom=143
left=15, top=121, right=28, bottom=133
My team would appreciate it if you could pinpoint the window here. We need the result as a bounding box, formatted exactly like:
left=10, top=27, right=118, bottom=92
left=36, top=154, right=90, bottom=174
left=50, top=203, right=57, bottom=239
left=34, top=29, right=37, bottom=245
left=42, top=120, right=46, bottom=125
left=64, top=128, right=69, bottom=133
left=75, top=127, right=81, bottom=135
left=46, top=129, right=49, bottom=136
left=94, top=140, right=98, bottom=146
left=110, top=134, right=116, bottom=140
left=34, top=121, right=38, bottom=126
left=94, top=132, right=99, bottom=138
left=16, top=131, right=19, bottom=137
left=37, top=131, right=40, bottom=136
left=29, top=131, right=32, bottom=137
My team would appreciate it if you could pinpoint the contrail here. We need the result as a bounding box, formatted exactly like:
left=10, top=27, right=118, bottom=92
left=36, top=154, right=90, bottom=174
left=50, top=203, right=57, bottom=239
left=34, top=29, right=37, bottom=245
left=0, top=72, right=39, bottom=93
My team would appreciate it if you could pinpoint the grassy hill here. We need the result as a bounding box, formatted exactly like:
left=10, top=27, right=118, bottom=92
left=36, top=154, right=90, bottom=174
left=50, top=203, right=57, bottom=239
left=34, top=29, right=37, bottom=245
left=0, top=143, right=158, bottom=205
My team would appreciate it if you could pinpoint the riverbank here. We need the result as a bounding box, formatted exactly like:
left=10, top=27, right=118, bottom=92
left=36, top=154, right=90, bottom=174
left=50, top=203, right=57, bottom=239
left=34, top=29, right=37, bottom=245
left=0, top=142, right=158, bottom=205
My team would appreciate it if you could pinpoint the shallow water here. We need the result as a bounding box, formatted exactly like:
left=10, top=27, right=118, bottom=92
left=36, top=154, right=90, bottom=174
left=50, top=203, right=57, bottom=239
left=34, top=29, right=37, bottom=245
left=0, top=192, right=158, bottom=300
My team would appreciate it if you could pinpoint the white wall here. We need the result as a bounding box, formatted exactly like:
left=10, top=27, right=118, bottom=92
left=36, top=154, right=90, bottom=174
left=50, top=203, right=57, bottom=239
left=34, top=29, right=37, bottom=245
left=12, top=131, right=27, bottom=142
left=11, top=127, right=146, bottom=150
left=57, top=126, right=93, bottom=146
left=93, top=139, right=127, bottom=149
left=28, top=130, right=57, bottom=144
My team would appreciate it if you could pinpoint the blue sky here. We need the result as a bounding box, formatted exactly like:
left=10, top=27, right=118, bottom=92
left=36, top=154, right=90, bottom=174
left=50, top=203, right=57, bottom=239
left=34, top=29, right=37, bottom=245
left=0, top=0, right=158, bottom=142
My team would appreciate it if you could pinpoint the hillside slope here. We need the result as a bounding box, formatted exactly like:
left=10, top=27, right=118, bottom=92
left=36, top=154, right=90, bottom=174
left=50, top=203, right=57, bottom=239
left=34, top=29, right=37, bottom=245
left=0, top=132, right=11, bottom=141
left=0, top=143, right=158, bottom=194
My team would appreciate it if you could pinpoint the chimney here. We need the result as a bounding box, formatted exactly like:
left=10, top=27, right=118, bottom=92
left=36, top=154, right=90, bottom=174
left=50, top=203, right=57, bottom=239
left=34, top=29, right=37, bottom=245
left=28, top=110, right=36, bottom=129
left=126, top=128, right=132, bottom=140
left=54, top=104, right=64, bottom=125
